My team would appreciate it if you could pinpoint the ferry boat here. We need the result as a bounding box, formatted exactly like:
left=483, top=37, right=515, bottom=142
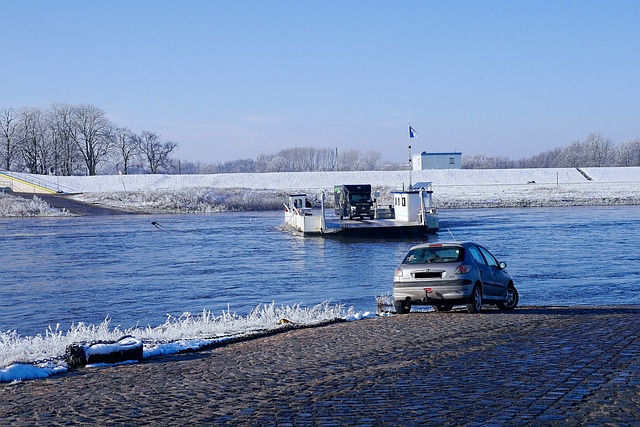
left=283, top=182, right=439, bottom=238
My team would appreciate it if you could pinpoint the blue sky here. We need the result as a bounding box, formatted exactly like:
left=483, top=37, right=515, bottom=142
left=2, top=0, right=639, bottom=164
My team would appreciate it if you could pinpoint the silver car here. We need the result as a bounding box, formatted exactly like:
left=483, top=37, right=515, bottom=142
left=393, top=241, right=518, bottom=314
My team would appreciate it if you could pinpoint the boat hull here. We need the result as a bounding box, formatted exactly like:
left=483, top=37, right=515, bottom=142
left=285, top=210, right=438, bottom=239
left=317, top=224, right=437, bottom=239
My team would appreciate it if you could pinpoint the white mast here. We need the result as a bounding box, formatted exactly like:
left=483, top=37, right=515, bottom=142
left=408, top=133, right=412, bottom=189
left=408, top=121, right=416, bottom=189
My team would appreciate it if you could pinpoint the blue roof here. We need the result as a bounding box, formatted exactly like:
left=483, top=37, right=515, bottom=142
left=412, top=181, right=433, bottom=189
left=419, top=152, right=462, bottom=156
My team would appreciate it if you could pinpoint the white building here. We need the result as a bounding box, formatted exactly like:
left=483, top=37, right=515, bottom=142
left=412, top=152, right=462, bottom=170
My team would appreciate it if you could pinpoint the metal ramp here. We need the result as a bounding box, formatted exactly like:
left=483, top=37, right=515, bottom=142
left=0, top=171, right=73, bottom=194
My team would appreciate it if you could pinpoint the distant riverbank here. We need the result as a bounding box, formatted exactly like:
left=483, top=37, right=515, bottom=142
left=3, top=166, right=640, bottom=214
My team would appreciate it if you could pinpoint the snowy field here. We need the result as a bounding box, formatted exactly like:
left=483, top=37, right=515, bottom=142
left=4, top=166, right=640, bottom=215
left=5, top=167, right=623, bottom=193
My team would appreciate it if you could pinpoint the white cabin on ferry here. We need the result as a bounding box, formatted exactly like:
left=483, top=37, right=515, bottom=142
left=284, top=193, right=324, bottom=234
left=391, top=182, right=438, bottom=228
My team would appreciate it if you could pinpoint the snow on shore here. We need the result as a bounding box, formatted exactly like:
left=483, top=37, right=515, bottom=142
left=8, top=167, right=596, bottom=193
left=0, top=192, right=72, bottom=217
left=1, top=302, right=371, bottom=383
left=11, top=166, right=640, bottom=212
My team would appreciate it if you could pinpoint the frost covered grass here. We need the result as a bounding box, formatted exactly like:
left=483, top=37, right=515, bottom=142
left=71, top=181, right=640, bottom=214
left=70, top=188, right=292, bottom=213
left=0, top=193, right=71, bottom=217
left=434, top=181, right=640, bottom=209
left=0, top=301, right=365, bottom=383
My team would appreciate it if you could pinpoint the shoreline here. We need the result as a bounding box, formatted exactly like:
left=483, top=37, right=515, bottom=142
left=4, top=183, right=640, bottom=217
left=4, top=166, right=640, bottom=214
left=2, top=305, right=638, bottom=425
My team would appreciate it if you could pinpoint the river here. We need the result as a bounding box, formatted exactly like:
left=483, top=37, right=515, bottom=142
left=1, top=206, right=639, bottom=336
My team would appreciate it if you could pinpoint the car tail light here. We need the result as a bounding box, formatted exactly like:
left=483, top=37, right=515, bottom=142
left=455, top=265, right=472, bottom=274
left=395, top=268, right=404, bottom=278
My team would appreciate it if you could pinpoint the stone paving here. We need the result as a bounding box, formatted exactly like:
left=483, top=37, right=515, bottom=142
left=1, top=306, right=638, bottom=426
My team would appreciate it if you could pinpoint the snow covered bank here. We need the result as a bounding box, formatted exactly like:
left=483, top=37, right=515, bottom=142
left=5, top=167, right=640, bottom=213
left=0, top=193, right=72, bottom=217
left=0, top=302, right=371, bottom=383
left=8, top=168, right=597, bottom=193
left=66, top=167, right=640, bottom=212
left=6, top=167, right=640, bottom=216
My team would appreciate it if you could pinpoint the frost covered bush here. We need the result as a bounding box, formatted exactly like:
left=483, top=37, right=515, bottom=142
left=71, top=188, right=292, bottom=213
left=0, top=193, right=70, bottom=217
left=0, top=301, right=352, bottom=371
left=68, top=186, right=393, bottom=214
left=0, top=320, right=126, bottom=369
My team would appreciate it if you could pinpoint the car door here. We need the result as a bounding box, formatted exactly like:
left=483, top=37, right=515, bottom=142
left=467, top=245, right=495, bottom=296
left=478, top=246, right=507, bottom=297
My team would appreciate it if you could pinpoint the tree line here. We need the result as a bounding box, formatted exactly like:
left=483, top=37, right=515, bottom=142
left=1, top=104, right=177, bottom=176
left=463, top=133, right=640, bottom=169
left=1, top=103, right=390, bottom=176
left=178, top=147, right=388, bottom=174
left=180, top=133, right=640, bottom=174
left=3, top=103, right=640, bottom=175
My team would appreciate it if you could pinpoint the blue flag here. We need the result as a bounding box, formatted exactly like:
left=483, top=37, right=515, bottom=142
left=409, top=126, right=417, bottom=138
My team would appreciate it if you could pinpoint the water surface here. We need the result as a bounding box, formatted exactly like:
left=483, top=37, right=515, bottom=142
left=1, top=206, right=639, bottom=336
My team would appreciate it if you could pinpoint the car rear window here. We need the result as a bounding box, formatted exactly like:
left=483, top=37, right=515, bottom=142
left=403, top=246, right=464, bottom=264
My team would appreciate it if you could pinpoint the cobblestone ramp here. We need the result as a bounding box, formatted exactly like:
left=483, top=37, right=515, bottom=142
left=1, top=306, right=638, bottom=426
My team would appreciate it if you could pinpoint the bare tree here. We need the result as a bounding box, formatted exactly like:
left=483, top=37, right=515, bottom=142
left=267, top=156, right=287, bottom=172
left=68, top=104, right=114, bottom=175
left=338, top=149, right=361, bottom=171
left=583, top=133, right=614, bottom=167
left=360, top=150, right=382, bottom=171
left=277, top=148, right=301, bottom=171
left=315, top=147, right=337, bottom=171
left=17, top=107, right=51, bottom=174
left=47, top=103, right=82, bottom=176
left=255, top=153, right=274, bottom=172
left=214, top=158, right=256, bottom=173
left=0, top=108, right=19, bottom=171
left=520, top=147, right=563, bottom=168
left=138, top=131, right=177, bottom=174
left=616, top=139, right=640, bottom=166
left=176, top=160, right=205, bottom=174
left=295, top=147, right=314, bottom=171
left=560, top=140, right=586, bottom=168
left=114, top=127, right=139, bottom=174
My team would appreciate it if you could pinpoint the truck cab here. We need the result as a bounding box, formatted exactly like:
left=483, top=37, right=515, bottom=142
left=334, top=184, right=375, bottom=220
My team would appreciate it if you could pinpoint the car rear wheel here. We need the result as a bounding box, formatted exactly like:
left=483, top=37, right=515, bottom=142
left=433, top=304, right=452, bottom=312
left=394, top=300, right=411, bottom=314
left=466, top=286, right=482, bottom=314
left=497, top=286, right=519, bottom=310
